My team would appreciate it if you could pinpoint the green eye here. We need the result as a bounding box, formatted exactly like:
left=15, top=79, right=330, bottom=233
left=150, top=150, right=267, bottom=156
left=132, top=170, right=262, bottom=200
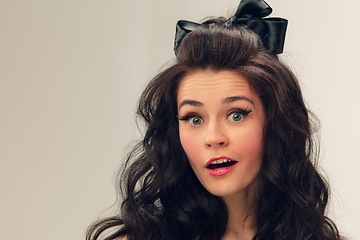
left=228, top=112, right=243, bottom=122
left=189, top=117, right=203, bottom=126
left=227, top=108, right=252, bottom=122
left=177, top=114, right=203, bottom=126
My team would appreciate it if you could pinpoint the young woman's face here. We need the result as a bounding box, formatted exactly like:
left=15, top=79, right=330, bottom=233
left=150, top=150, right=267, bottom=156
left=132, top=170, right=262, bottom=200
left=177, top=70, right=265, bottom=199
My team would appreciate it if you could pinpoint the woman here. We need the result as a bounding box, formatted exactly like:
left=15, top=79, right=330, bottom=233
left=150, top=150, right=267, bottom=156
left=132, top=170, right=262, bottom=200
left=87, top=0, right=341, bottom=239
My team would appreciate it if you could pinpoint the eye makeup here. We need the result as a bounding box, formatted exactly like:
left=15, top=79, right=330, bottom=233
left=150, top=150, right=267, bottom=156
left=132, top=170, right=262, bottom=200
left=178, top=107, right=253, bottom=126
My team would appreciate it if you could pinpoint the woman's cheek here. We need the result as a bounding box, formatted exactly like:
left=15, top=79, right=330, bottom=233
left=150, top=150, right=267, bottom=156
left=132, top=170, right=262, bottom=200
left=180, top=130, right=199, bottom=163
left=234, top=127, right=264, bottom=156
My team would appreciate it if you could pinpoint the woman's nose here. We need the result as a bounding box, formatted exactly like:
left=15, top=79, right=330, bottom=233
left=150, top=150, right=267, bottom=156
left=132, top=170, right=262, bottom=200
left=204, top=122, right=229, bottom=148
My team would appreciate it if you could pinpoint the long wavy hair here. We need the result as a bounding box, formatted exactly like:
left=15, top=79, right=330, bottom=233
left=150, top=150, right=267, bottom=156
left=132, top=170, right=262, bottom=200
left=87, top=18, right=340, bottom=240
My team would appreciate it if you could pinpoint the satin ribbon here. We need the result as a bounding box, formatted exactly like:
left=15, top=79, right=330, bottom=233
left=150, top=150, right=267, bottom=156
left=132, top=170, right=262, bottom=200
left=174, top=0, right=288, bottom=56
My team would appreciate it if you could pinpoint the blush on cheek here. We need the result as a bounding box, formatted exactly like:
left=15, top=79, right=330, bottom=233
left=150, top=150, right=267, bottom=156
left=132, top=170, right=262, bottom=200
left=234, top=131, right=263, bottom=156
left=179, top=133, right=202, bottom=170
left=249, top=137, right=264, bottom=156
left=180, top=135, right=194, bottom=157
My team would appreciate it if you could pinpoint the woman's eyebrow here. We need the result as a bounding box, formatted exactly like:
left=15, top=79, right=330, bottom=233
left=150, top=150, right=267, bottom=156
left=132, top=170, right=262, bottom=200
left=178, top=100, right=203, bottom=110
left=222, top=96, right=254, bottom=105
left=178, top=96, right=254, bottom=110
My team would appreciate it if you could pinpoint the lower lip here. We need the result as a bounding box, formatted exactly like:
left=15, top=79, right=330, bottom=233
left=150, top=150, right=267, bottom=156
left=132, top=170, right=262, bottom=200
left=206, top=162, right=237, bottom=176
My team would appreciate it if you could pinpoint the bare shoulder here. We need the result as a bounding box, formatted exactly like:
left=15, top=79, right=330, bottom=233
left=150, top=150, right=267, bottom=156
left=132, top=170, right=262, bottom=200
left=114, top=236, right=127, bottom=240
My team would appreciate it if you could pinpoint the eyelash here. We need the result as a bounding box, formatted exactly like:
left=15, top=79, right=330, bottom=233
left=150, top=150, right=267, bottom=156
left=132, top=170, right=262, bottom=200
left=227, top=108, right=253, bottom=120
left=177, top=108, right=253, bottom=125
left=177, top=114, right=202, bottom=126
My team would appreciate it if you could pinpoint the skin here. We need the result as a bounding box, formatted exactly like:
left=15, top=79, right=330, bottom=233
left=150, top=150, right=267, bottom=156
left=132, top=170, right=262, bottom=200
left=177, top=70, right=266, bottom=239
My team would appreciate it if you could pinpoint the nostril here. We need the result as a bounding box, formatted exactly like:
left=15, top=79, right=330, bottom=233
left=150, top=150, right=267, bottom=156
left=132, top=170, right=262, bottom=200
left=207, top=142, right=224, bottom=147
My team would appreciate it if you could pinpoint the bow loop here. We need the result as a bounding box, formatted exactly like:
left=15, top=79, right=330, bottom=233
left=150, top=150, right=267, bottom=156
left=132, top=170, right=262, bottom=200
left=174, top=20, right=200, bottom=56
left=231, top=0, right=272, bottom=21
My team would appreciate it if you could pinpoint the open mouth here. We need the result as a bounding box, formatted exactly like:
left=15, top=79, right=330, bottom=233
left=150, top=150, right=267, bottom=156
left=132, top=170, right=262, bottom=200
left=206, top=159, right=237, bottom=169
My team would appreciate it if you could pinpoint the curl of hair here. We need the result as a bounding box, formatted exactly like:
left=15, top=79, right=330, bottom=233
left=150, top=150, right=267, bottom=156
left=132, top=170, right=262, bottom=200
left=87, top=18, right=340, bottom=240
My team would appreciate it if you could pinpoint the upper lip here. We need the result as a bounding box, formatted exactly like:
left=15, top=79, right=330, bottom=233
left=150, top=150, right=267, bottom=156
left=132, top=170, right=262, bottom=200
left=205, top=156, right=236, bottom=167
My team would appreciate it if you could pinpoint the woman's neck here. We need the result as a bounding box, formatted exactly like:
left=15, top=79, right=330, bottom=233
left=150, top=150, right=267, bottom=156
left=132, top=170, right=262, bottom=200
left=221, top=183, right=258, bottom=240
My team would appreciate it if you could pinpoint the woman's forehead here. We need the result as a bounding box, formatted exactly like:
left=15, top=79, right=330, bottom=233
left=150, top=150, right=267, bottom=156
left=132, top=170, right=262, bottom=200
left=177, top=70, right=253, bottom=100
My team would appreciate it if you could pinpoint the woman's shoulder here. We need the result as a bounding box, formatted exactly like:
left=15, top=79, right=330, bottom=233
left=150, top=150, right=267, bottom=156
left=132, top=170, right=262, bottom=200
left=114, top=236, right=127, bottom=240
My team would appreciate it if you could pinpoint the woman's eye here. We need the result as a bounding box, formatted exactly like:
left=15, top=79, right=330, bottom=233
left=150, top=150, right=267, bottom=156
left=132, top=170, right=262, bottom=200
left=189, top=116, right=203, bottom=126
left=227, top=108, right=252, bottom=122
left=178, top=114, right=203, bottom=126
left=228, top=112, right=243, bottom=122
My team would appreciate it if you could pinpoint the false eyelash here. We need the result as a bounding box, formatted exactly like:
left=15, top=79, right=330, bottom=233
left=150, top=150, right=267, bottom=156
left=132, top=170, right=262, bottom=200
left=177, top=114, right=202, bottom=121
left=227, top=108, right=253, bottom=117
left=177, top=108, right=252, bottom=122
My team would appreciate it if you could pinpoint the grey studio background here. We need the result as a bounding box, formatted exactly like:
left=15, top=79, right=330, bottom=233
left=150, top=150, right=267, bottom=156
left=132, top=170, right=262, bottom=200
left=0, top=0, right=359, bottom=239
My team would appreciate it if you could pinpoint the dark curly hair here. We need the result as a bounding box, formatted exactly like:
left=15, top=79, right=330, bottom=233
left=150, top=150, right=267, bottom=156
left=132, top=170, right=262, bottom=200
left=86, top=18, right=341, bottom=240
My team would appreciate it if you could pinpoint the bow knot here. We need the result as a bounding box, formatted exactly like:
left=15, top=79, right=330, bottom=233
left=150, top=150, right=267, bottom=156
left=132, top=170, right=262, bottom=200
left=174, top=0, right=288, bottom=55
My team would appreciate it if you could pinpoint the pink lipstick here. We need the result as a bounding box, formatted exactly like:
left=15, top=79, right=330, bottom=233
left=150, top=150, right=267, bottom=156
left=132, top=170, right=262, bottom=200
left=205, top=156, right=237, bottom=176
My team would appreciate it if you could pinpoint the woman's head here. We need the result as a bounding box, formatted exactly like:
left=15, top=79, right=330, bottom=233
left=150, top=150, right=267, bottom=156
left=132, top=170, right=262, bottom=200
left=131, top=18, right=330, bottom=238
left=139, top=18, right=310, bottom=190
left=129, top=18, right=325, bottom=239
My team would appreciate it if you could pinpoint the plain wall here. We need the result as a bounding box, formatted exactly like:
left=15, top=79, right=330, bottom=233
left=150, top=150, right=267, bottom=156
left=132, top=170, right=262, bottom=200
left=0, top=0, right=359, bottom=239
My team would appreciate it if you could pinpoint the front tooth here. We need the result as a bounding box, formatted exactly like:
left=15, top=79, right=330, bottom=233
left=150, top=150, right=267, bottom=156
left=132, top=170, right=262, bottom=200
left=212, top=160, right=219, bottom=164
left=212, top=159, right=229, bottom=164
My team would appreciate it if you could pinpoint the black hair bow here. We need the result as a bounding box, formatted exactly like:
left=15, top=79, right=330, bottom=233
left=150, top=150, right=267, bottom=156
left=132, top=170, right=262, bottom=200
left=174, top=0, right=288, bottom=56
